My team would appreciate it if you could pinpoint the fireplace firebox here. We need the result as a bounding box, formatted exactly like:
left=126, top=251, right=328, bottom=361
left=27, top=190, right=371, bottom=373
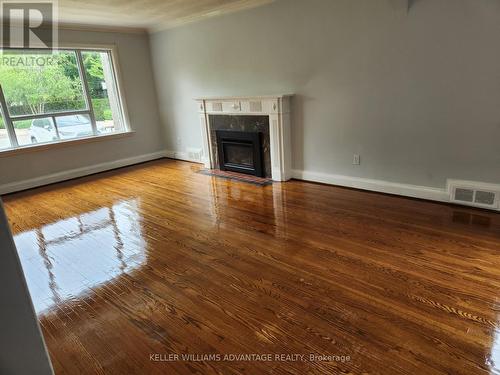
left=216, top=130, right=264, bottom=177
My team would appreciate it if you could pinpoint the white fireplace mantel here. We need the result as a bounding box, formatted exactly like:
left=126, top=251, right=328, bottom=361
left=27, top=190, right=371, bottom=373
left=195, top=95, right=293, bottom=181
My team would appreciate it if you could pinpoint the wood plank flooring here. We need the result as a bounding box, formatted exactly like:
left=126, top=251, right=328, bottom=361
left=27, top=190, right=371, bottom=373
left=3, top=159, right=500, bottom=375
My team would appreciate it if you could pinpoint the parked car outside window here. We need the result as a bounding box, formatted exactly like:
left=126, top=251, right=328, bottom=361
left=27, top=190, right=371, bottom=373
left=29, top=115, right=94, bottom=144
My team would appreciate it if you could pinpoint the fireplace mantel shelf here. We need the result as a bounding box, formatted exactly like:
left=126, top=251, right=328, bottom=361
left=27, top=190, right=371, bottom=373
left=195, top=95, right=293, bottom=181
left=195, top=94, right=294, bottom=101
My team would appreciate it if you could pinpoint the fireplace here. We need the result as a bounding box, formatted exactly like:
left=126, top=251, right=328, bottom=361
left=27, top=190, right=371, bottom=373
left=216, top=130, right=264, bottom=177
left=196, top=95, right=293, bottom=181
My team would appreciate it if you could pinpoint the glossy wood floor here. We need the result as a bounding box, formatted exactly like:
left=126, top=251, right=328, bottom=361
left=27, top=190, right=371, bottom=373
left=3, top=159, right=500, bottom=375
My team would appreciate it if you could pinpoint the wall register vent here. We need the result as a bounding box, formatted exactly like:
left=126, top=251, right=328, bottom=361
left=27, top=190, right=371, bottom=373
left=448, top=180, right=500, bottom=210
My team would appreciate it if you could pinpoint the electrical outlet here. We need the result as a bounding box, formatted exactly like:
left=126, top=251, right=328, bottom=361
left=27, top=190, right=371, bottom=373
left=353, top=154, right=361, bottom=165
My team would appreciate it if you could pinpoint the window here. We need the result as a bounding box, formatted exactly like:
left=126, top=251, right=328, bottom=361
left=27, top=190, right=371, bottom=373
left=0, top=48, right=128, bottom=151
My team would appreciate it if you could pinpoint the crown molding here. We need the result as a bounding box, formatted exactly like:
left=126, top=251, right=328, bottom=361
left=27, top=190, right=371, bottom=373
left=1, top=20, right=147, bottom=35
left=58, top=22, right=148, bottom=35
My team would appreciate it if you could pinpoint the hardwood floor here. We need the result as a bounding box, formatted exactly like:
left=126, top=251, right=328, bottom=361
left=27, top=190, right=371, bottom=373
left=3, top=159, right=500, bottom=375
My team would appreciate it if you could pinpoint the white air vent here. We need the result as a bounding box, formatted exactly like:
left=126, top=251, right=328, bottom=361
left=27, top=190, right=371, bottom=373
left=475, top=190, right=496, bottom=206
left=186, top=147, right=202, bottom=163
left=448, top=180, right=500, bottom=210
left=454, top=188, right=474, bottom=203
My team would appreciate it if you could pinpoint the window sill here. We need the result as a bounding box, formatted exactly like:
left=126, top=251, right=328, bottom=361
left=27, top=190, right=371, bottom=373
left=0, top=131, right=135, bottom=158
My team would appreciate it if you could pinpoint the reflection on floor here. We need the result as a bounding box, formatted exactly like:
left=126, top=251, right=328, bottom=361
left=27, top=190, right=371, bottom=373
left=14, top=200, right=146, bottom=314
left=3, top=159, right=500, bottom=375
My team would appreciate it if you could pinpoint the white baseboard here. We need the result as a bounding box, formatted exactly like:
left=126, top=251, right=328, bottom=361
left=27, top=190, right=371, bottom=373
left=291, top=169, right=450, bottom=203
left=0, top=150, right=167, bottom=195
left=4, top=152, right=495, bottom=212
left=165, top=150, right=204, bottom=164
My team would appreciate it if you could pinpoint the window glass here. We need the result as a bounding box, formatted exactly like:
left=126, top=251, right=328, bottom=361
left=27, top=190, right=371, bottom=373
left=0, top=48, right=128, bottom=152
left=14, top=117, right=55, bottom=146
left=55, top=114, right=93, bottom=140
left=0, top=50, right=87, bottom=116
left=81, top=51, right=124, bottom=134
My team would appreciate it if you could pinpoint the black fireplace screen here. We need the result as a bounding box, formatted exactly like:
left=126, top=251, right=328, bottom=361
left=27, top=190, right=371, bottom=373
left=224, top=143, right=254, bottom=167
left=216, top=130, right=264, bottom=177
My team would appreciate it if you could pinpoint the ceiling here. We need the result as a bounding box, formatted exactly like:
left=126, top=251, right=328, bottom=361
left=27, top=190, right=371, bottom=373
left=55, top=0, right=274, bottom=33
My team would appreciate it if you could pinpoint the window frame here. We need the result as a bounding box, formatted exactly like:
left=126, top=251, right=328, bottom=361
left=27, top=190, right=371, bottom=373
left=0, top=44, right=131, bottom=153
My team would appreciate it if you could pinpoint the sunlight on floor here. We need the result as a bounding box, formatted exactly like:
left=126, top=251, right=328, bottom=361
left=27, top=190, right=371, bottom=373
left=13, top=199, right=146, bottom=315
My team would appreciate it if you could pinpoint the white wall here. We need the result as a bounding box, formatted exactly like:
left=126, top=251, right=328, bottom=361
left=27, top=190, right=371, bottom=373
left=0, top=200, right=53, bottom=374
left=0, top=29, right=165, bottom=188
left=150, top=0, right=500, bottom=189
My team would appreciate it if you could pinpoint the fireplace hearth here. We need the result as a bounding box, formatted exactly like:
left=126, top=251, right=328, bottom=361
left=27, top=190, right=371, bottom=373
left=216, top=130, right=264, bottom=177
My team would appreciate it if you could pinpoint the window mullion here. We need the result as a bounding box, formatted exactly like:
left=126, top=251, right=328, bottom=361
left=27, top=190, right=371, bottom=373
left=0, top=85, right=18, bottom=148
left=11, top=109, right=90, bottom=122
left=75, top=50, right=98, bottom=136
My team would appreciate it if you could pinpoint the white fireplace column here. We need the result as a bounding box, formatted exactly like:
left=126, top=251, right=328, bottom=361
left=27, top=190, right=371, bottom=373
left=195, top=95, right=293, bottom=181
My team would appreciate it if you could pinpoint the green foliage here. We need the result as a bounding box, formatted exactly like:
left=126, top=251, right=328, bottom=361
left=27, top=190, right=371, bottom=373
left=103, top=109, right=112, bottom=120
left=13, top=120, right=31, bottom=129
left=0, top=51, right=109, bottom=116
left=0, top=53, right=81, bottom=115
left=58, top=53, right=79, bottom=80
left=84, top=53, right=104, bottom=80
left=44, top=99, right=86, bottom=112
left=83, top=52, right=106, bottom=98
left=92, top=98, right=112, bottom=121
left=0, top=51, right=112, bottom=132
left=0, top=117, right=30, bottom=129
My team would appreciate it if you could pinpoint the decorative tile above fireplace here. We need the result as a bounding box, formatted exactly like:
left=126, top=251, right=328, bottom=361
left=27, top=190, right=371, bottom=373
left=195, top=95, right=293, bottom=181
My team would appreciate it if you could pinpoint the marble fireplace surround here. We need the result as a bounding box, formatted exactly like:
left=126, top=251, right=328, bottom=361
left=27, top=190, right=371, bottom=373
left=196, top=95, right=293, bottom=181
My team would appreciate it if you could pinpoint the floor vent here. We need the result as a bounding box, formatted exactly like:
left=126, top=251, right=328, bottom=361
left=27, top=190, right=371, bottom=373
left=448, top=180, right=500, bottom=210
